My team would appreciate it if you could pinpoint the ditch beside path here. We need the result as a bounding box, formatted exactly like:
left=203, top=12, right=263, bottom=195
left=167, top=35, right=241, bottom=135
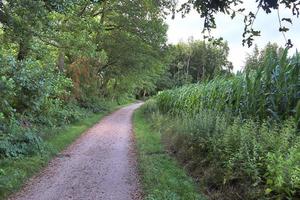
left=9, top=103, right=143, bottom=200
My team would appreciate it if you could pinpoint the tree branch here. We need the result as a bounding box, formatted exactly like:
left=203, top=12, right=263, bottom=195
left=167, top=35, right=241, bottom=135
left=78, top=2, right=90, bottom=17
left=0, top=1, right=8, bottom=25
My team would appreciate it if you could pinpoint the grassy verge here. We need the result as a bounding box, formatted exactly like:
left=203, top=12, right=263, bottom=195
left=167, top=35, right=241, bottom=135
left=47, top=112, right=110, bottom=153
left=0, top=104, right=124, bottom=199
left=133, top=110, right=205, bottom=200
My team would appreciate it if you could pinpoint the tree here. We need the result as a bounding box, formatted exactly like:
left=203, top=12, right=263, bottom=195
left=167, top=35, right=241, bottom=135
left=0, top=0, right=169, bottom=101
left=244, top=43, right=284, bottom=72
left=94, top=0, right=169, bottom=99
left=158, top=39, right=232, bottom=89
left=0, top=0, right=80, bottom=60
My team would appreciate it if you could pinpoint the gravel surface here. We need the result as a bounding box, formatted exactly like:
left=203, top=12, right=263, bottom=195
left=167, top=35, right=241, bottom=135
left=10, top=103, right=143, bottom=200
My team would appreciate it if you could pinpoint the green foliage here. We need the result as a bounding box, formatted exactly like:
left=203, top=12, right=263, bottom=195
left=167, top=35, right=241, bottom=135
left=0, top=55, right=113, bottom=159
left=244, top=43, right=284, bottom=72
left=0, top=0, right=169, bottom=159
left=0, top=56, right=75, bottom=125
left=156, top=48, right=299, bottom=122
left=1, top=0, right=169, bottom=101
left=141, top=101, right=300, bottom=199
left=141, top=46, right=300, bottom=199
left=158, top=40, right=232, bottom=90
left=0, top=126, right=44, bottom=158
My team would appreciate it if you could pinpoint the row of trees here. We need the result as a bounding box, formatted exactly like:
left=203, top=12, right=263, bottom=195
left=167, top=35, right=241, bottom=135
left=0, top=0, right=169, bottom=101
left=155, top=40, right=233, bottom=91
left=1, top=0, right=298, bottom=103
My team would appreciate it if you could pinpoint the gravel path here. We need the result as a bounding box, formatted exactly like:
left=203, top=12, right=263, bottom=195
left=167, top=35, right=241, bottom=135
left=10, top=103, right=143, bottom=200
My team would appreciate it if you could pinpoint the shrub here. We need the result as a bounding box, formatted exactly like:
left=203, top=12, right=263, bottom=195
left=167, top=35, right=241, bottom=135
left=0, top=56, right=73, bottom=122
left=0, top=119, right=45, bottom=158
left=0, top=55, right=83, bottom=158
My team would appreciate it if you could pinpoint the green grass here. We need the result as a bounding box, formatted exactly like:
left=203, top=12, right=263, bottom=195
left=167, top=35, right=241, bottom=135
left=0, top=106, right=121, bottom=199
left=48, top=112, right=107, bottom=152
left=133, top=110, right=205, bottom=200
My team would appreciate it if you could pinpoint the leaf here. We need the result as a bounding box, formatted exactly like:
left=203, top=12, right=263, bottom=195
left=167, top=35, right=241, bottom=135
left=265, top=188, right=272, bottom=195
left=231, top=11, right=236, bottom=19
left=282, top=18, right=293, bottom=24
left=279, top=27, right=289, bottom=32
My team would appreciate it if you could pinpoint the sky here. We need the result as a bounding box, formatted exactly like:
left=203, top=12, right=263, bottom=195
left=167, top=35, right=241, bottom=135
left=166, top=1, right=300, bottom=72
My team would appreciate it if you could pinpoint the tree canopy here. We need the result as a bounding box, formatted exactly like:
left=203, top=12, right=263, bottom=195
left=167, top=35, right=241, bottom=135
left=156, top=39, right=233, bottom=90
left=0, top=0, right=169, bottom=101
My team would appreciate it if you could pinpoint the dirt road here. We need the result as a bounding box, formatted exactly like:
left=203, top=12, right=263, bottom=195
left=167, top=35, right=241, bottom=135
left=10, top=103, right=143, bottom=200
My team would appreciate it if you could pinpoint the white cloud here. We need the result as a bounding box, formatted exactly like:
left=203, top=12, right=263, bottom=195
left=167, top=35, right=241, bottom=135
left=166, top=2, right=300, bottom=73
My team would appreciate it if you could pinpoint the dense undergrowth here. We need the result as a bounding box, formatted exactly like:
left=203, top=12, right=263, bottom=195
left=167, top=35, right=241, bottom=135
left=0, top=56, right=122, bottom=159
left=0, top=0, right=168, bottom=160
left=141, top=50, right=300, bottom=200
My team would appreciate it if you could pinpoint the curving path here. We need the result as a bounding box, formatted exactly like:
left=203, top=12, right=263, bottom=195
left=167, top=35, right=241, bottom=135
left=10, top=103, right=143, bottom=200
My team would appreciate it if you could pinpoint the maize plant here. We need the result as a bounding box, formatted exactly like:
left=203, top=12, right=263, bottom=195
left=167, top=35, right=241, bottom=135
left=156, top=49, right=300, bottom=123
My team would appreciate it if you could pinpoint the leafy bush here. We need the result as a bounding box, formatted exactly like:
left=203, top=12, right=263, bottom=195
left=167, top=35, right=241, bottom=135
left=0, top=119, right=45, bottom=158
left=0, top=56, right=73, bottom=120
left=0, top=68, right=16, bottom=119
left=0, top=56, right=85, bottom=158
left=0, top=54, right=118, bottom=158
left=78, top=96, right=111, bottom=113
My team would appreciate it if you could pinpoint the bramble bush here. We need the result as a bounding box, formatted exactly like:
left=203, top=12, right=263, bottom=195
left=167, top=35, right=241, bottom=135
left=0, top=56, right=73, bottom=120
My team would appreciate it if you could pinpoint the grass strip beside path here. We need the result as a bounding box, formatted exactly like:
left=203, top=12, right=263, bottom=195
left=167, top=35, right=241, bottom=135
left=133, top=110, right=205, bottom=200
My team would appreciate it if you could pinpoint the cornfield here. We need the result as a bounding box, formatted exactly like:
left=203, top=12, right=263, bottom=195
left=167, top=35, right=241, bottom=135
left=156, top=49, right=300, bottom=123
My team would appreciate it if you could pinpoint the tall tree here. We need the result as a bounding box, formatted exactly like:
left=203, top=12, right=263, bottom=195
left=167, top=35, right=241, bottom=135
left=160, top=39, right=232, bottom=89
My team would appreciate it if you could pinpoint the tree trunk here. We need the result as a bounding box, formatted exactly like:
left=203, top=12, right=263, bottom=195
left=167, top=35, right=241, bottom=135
left=96, top=0, right=107, bottom=51
left=58, top=50, right=65, bottom=72
left=100, top=0, right=107, bottom=25
left=17, top=39, right=30, bottom=60
left=0, top=1, right=7, bottom=25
